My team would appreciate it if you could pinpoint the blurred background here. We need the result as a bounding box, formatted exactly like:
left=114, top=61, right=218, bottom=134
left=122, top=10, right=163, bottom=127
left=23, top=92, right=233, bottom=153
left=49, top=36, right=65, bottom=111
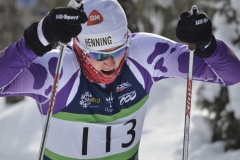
left=0, top=0, right=240, bottom=159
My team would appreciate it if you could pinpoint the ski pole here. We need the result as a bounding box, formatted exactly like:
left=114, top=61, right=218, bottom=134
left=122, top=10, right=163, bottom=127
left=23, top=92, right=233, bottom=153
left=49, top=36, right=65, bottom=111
left=38, top=42, right=66, bottom=160
left=38, top=1, right=82, bottom=160
left=182, top=5, right=198, bottom=160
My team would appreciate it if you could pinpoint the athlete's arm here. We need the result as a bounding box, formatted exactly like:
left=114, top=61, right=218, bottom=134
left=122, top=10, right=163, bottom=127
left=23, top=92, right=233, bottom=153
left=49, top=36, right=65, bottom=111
left=127, top=33, right=240, bottom=88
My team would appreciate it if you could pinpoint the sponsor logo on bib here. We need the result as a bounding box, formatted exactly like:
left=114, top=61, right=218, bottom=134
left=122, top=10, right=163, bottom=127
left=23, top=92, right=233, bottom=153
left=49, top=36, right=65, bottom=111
left=105, top=92, right=114, bottom=112
left=79, top=92, right=101, bottom=108
left=116, top=82, right=132, bottom=92
left=118, top=91, right=136, bottom=105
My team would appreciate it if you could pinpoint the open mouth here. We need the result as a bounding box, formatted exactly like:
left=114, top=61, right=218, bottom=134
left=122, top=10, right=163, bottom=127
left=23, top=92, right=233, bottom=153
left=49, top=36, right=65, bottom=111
left=101, top=69, right=115, bottom=75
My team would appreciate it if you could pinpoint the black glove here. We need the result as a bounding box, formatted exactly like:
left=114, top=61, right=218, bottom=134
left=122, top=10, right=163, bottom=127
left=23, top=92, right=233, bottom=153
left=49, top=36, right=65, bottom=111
left=24, top=5, right=88, bottom=56
left=42, top=7, right=88, bottom=43
left=176, top=10, right=216, bottom=58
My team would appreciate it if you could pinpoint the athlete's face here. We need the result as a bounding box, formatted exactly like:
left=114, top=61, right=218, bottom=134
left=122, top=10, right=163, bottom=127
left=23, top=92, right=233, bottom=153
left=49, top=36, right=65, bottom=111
left=86, top=46, right=126, bottom=78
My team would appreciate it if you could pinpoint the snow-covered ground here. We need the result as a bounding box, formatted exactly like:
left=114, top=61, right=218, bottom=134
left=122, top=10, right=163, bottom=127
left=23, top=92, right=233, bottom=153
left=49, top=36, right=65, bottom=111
left=0, top=97, right=41, bottom=160
left=140, top=80, right=240, bottom=160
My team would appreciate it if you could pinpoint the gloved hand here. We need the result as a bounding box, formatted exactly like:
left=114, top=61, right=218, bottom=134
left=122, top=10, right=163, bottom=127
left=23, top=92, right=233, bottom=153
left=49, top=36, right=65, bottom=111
left=42, top=7, right=88, bottom=44
left=176, top=9, right=216, bottom=58
left=24, top=5, right=88, bottom=56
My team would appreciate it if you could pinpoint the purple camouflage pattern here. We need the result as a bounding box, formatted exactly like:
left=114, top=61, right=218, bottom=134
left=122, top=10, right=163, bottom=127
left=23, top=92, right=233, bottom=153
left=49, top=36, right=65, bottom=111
left=0, top=34, right=240, bottom=115
left=0, top=38, right=37, bottom=89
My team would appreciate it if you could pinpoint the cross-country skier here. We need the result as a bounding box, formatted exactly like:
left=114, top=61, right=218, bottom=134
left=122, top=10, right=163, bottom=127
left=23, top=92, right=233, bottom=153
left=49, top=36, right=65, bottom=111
left=1, top=0, right=240, bottom=159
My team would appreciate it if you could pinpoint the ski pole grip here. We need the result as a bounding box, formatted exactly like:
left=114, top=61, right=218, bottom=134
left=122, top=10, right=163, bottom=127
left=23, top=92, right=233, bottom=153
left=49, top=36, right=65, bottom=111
left=188, top=5, right=198, bottom=51
left=67, top=0, right=82, bottom=9
left=190, top=5, right=198, bottom=21
left=59, top=42, right=67, bottom=46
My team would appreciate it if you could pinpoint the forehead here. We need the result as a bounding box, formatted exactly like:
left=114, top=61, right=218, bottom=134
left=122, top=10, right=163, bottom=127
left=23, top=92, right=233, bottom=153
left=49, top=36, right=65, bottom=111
left=101, top=46, right=122, bottom=52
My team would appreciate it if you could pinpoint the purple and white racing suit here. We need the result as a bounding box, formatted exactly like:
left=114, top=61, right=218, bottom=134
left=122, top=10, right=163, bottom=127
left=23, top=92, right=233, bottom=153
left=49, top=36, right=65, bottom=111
left=0, top=32, right=240, bottom=159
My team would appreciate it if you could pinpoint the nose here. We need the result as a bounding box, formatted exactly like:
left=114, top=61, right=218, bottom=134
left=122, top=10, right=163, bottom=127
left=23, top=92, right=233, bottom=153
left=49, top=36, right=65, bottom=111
left=103, top=56, right=115, bottom=68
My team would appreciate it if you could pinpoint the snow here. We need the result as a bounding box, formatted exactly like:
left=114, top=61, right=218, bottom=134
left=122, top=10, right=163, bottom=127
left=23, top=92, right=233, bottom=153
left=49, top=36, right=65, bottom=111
left=0, top=98, right=41, bottom=160
left=1, top=1, right=240, bottom=160
left=1, top=79, right=240, bottom=159
left=140, top=79, right=240, bottom=160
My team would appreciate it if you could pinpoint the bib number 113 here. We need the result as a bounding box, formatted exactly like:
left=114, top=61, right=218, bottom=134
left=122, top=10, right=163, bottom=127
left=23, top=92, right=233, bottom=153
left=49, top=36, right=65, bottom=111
left=82, top=119, right=137, bottom=155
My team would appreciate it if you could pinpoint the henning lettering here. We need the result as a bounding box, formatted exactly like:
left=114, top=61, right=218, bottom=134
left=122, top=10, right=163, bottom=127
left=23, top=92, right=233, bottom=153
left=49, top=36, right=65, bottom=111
left=108, top=36, right=112, bottom=45
left=88, top=39, right=92, bottom=47
left=90, top=39, right=96, bottom=47
left=85, top=39, right=89, bottom=47
left=102, top=37, right=107, bottom=46
left=95, top=38, right=101, bottom=47
left=84, top=36, right=113, bottom=47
